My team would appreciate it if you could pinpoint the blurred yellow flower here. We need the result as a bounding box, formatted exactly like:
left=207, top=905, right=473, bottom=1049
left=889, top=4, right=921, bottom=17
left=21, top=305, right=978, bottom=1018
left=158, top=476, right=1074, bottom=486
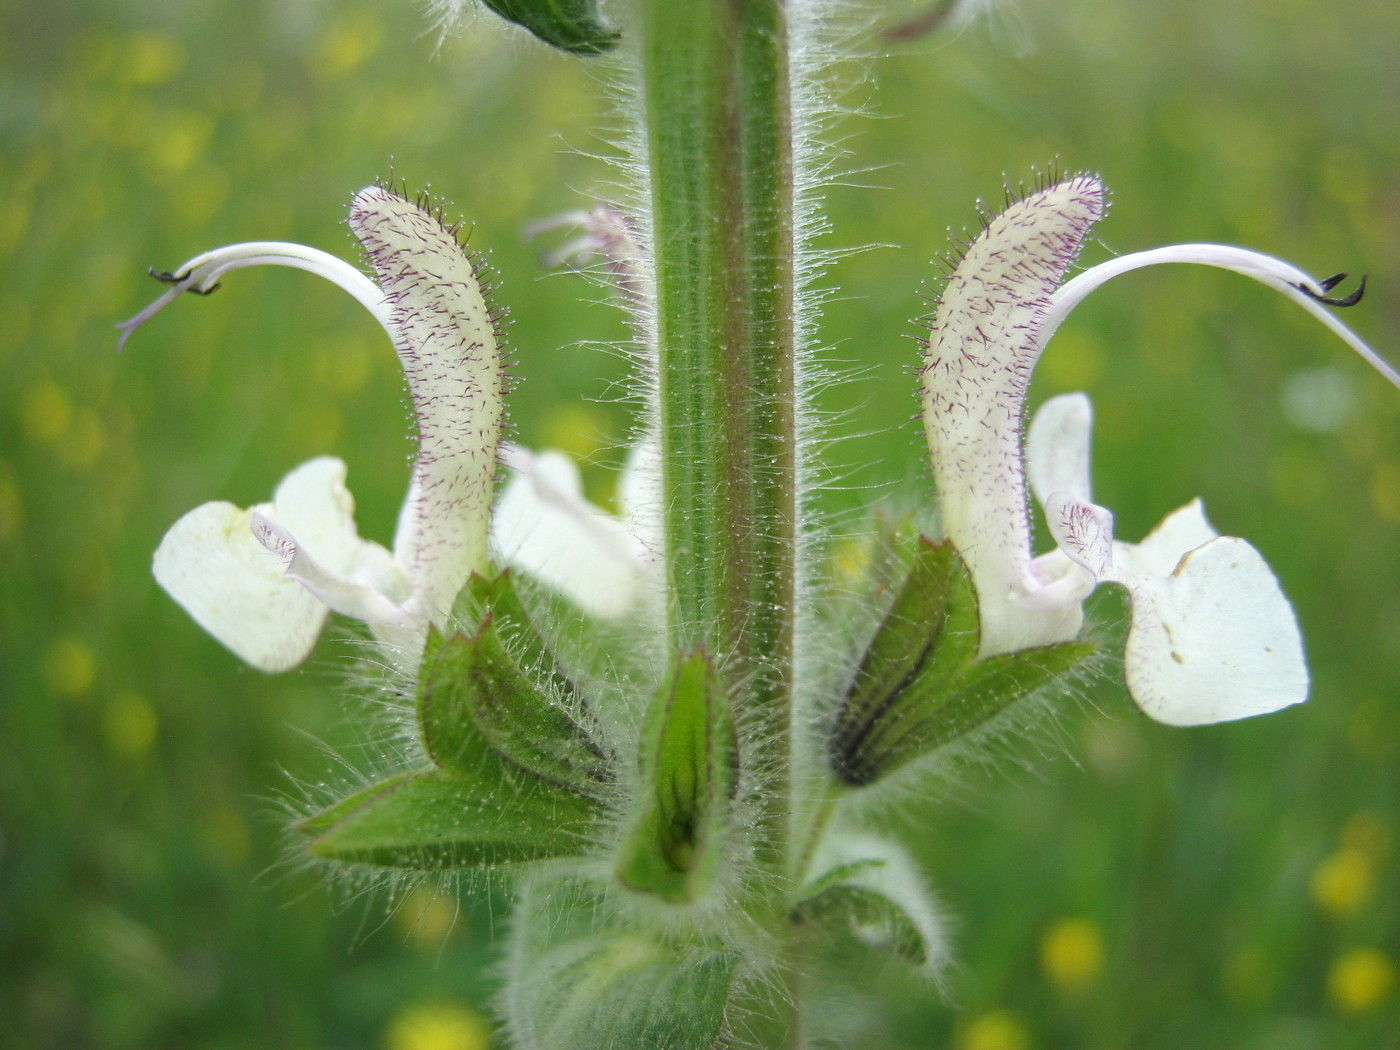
left=55, top=407, right=107, bottom=470
left=384, top=1002, right=491, bottom=1050
left=313, top=11, right=385, bottom=80
left=1341, top=810, right=1391, bottom=859
left=541, top=403, right=612, bottom=463
left=1310, top=848, right=1375, bottom=918
left=103, top=691, right=159, bottom=760
left=1039, top=916, right=1104, bottom=994
left=42, top=636, right=96, bottom=698
left=119, top=31, right=186, bottom=87
left=1369, top=461, right=1400, bottom=524
left=20, top=380, right=73, bottom=445
left=1327, top=948, right=1395, bottom=1015
left=956, top=1009, right=1030, bottom=1050
left=395, top=886, right=462, bottom=949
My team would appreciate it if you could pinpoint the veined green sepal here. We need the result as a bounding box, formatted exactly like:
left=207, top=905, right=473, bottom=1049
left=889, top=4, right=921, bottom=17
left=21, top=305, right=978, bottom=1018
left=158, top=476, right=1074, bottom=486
left=480, top=0, right=619, bottom=55
left=425, top=572, right=608, bottom=796
left=831, top=537, right=1095, bottom=785
left=297, top=766, right=599, bottom=869
left=615, top=649, right=738, bottom=903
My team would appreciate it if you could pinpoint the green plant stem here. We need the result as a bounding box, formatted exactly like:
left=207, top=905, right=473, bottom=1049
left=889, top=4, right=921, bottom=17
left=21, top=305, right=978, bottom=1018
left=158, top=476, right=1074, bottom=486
left=638, top=0, right=798, bottom=869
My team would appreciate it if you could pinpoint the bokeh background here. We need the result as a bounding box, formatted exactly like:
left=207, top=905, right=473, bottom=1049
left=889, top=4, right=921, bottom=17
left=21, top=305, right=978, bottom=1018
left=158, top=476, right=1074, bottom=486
left=3, top=0, right=1399, bottom=1047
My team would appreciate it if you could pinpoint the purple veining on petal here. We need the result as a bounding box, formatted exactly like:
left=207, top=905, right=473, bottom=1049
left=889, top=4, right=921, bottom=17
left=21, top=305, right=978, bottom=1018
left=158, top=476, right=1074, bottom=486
left=348, top=186, right=505, bottom=625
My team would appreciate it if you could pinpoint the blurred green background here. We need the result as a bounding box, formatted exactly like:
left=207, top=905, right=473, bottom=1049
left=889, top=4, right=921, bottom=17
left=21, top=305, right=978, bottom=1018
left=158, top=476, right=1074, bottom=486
left=3, top=0, right=1399, bottom=1047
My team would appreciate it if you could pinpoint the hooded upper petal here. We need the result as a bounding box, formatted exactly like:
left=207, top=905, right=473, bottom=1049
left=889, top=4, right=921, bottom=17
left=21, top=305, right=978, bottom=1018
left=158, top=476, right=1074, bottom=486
left=349, top=186, right=505, bottom=627
left=920, top=176, right=1106, bottom=656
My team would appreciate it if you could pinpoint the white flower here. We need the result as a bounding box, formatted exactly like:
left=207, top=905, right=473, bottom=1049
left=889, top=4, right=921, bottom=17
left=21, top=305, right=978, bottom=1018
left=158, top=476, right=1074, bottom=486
left=123, top=186, right=504, bottom=671
left=492, top=441, right=659, bottom=620
left=920, top=174, right=1397, bottom=725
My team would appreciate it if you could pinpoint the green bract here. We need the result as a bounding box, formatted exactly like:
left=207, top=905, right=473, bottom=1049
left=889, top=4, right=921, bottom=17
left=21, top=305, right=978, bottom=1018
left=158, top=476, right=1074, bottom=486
left=830, top=538, right=1095, bottom=786
left=480, top=0, right=619, bottom=55
left=616, top=649, right=738, bottom=903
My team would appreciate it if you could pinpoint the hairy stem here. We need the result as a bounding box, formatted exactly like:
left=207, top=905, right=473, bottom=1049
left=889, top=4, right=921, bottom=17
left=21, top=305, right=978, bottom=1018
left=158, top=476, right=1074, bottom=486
left=638, top=0, right=798, bottom=871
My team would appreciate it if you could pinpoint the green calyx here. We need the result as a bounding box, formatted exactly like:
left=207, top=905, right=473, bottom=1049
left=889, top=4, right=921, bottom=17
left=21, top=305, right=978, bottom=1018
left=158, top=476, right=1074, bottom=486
left=425, top=571, right=610, bottom=795
left=299, top=571, right=610, bottom=869
left=830, top=537, right=1095, bottom=786
left=480, top=0, right=619, bottom=55
left=616, top=648, right=739, bottom=903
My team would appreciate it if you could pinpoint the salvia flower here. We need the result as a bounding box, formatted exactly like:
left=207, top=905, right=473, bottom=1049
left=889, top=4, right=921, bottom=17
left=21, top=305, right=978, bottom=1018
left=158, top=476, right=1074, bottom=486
left=921, top=174, right=1397, bottom=726
left=121, top=186, right=504, bottom=671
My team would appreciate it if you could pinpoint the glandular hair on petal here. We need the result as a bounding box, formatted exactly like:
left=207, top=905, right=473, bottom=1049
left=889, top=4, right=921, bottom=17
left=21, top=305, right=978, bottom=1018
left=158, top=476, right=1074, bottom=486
left=920, top=175, right=1106, bottom=657
left=348, top=185, right=506, bottom=625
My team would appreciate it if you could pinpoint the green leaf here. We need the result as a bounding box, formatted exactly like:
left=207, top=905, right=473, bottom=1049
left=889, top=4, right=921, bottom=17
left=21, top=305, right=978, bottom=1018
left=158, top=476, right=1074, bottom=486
left=505, top=874, right=737, bottom=1050
left=298, top=766, right=599, bottom=869
left=616, top=649, right=737, bottom=903
left=794, top=832, right=947, bottom=978
left=480, top=0, right=619, bottom=56
left=420, top=593, right=609, bottom=796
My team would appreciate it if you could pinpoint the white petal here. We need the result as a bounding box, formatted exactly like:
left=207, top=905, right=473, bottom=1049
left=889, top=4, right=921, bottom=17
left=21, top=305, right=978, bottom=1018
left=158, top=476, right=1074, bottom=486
left=1120, top=536, right=1307, bottom=726
left=1027, top=393, right=1094, bottom=505
left=269, top=456, right=363, bottom=573
left=491, top=447, right=648, bottom=619
left=251, top=513, right=416, bottom=627
left=1017, top=549, right=1097, bottom=610
left=920, top=176, right=1106, bottom=656
left=349, top=186, right=504, bottom=624
left=1112, top=499, right=1219, bottom=579
left=154, top=501, right=328, bottom=672
left=1042, top=492, right=1113, bottom=577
